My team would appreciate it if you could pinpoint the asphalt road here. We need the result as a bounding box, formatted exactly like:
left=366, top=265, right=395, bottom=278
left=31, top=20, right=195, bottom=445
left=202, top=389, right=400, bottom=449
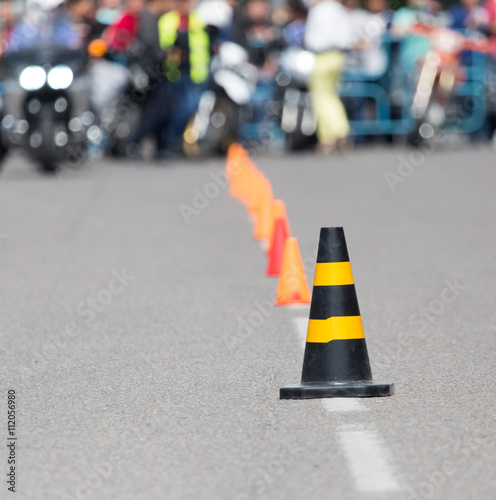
left=0, top=145, right=495, bottom=500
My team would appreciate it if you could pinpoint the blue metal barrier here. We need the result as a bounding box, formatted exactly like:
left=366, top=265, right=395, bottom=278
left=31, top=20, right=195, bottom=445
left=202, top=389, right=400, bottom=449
left=239, top=32, right=490, bottom=148
left=341, top=36, right=416, bottom=136
left=341, top=33, right=488, bottom=136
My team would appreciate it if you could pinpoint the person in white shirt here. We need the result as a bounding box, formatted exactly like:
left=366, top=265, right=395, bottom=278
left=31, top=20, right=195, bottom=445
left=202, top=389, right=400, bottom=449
left=304, top=0, right=354, bottom=153
left=345, top=0, right=389, bottom=78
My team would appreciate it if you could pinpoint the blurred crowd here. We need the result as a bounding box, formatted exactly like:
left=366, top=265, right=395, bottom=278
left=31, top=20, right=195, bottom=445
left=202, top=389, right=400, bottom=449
left=1, top=0, right=496, bottom=158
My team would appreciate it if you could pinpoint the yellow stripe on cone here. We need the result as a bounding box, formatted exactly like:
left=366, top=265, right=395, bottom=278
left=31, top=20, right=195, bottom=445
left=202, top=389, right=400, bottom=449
left=313, top=262, right=355, bottom=287
left=306, top=316, right=365, bottom=343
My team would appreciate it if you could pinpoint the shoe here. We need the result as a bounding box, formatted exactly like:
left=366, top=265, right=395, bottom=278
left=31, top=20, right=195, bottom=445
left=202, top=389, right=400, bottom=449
left=336, top=137, right=352, bottom=152
left=315, top=141, right=337, bottom=155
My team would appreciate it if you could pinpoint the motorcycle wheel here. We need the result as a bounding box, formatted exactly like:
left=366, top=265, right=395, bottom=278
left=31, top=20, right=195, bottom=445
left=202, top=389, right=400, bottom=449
left=0, top=137, right=7, bottom=171
left=183, top=97, right=237, bottom=159
left=37, top=121, right=61, bottom=173
left=283, top=104, right=316, bottom=151
left=39, top=122, right=57, bottom=174
left=408, top=119, right=446, bottom=149
left=408, top=89, right=450, bottom=148
left=109, top=99, right=142, bottom=157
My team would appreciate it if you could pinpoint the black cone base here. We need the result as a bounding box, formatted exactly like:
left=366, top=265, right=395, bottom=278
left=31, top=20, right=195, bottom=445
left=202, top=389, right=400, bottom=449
left=280, top=381, right=394, bottom=399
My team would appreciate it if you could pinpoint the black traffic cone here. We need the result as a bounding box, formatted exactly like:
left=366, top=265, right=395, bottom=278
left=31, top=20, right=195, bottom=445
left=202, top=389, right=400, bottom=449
left=280, top=227, right=394, bottom=399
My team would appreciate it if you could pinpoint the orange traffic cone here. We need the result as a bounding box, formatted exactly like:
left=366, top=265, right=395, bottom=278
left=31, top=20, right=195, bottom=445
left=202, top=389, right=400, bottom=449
left=244, top=162, right=260, bottom=215
left=228, top=142, right=244, bottom=160
left=226, top=143, right=246, bottom=200
left=266, top=217, right=286, bottom=276
left=254, top=178, right=274, bottom=242
left=251, top=171, right=265, bottom=217
left=239, top=158, right=253, bottom=206
left=226, top=142, right=241, bottom=170
left=268, top=199, right=291, bottom=255
left=275, top=237, right=311, bottom=306
left=229, top=147, right=251, bottom=202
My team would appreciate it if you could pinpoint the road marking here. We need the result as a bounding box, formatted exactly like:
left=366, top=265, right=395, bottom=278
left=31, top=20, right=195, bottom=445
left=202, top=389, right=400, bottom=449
left=292, top=316, right=308, bottom=349
left=321, top=399, right=367, bottom=412
left=337, top=427, right=402, bottom=492
left=285, top=304, right=310, bottom=311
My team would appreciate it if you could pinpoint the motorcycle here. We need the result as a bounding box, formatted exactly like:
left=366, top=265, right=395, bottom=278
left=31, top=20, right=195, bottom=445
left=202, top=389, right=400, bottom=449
left=275, top=46, right=317, bottom=150
left=94, top=43, right=151, bottom=157
left=408, top=22, right=489, bottom=145
left=183, top=41, right=258, bottom=159
left=0, top=41, right=99, bottom=173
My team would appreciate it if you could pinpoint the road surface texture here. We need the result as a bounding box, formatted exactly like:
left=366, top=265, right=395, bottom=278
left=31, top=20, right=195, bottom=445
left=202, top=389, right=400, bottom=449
left=0, top=145, right=495, bottom=500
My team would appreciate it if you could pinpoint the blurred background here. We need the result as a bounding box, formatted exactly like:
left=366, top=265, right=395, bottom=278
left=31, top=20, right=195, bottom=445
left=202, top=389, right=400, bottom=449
left=0, top=0, right=496, bottom=171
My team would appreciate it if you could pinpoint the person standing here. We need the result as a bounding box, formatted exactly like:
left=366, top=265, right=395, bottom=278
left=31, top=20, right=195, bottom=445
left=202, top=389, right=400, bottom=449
left=138, top=0, right=169, bottom=64
left=125, top=0, right=171, bottom=157
left=0, top=1, right=18, bottom=52
left=65, top=0, right=100, bottom=44
left=157, top=0, right=210, bottom=155
left=91, top=0, right=145, bottom=121
left=95, top=0, right=123, bottom=29
left=106, top=0, right=145, bottom=53
left=451, top=0, right=487, bottom=30
left=390, top=0, right=434, bottom=74
left=8, top=0, right=89, bottom=51
left=305, top=0, right=354, bottom=154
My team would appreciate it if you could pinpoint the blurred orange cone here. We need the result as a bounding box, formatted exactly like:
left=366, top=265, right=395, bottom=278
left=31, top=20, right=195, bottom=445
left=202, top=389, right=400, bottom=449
left=275, top=237, right=311, bottom=306
left=246, top=164, right=262, bottom=215
left=226, top=144, right=248, bottom=201
left=226, top=143, right=241, bottom=169
left=266, top=217, right=286, bottom=276
left=254, top=177, right=274, bottom=242
left=226, top=154, right=239, bottom=199
left=268, top=199, right=291, bottom=255
left=234, top=158, right=250, bottom=208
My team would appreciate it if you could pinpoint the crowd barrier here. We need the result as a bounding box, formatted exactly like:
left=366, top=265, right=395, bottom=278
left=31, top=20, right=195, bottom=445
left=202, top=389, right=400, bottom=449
left=240, top=32, right=490, bottom=148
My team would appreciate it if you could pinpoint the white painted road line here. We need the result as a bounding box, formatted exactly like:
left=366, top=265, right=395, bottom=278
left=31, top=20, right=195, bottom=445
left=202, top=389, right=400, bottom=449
left=321, top=399, right=367, bottom=412
left=337, top=428, right=403, bottom=492
left=292, top=316, right=309, bottom=349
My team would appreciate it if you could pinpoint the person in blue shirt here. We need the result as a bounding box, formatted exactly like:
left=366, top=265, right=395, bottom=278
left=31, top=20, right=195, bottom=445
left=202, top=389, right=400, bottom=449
left=282, top=0, right=307, bottom=48
left=8, top=0, right=80, bottom=52
left=449, top=0, right=488, bottom=31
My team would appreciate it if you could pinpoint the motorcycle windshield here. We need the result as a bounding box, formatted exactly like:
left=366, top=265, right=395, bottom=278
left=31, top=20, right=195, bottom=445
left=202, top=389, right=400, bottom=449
left=1, top=42, right=86, bottom=77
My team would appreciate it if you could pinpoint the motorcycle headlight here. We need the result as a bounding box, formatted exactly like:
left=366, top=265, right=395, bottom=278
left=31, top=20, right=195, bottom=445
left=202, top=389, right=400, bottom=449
left=294, top=51, right=316, bottom=75
left=47, top=65, right=74, bottom=90
left=19, top=66, right=47, bottom=91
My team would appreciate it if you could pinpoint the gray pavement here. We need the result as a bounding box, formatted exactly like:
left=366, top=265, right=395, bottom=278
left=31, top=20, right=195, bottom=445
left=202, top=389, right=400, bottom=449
left=0, top=145, right=495, bottom=500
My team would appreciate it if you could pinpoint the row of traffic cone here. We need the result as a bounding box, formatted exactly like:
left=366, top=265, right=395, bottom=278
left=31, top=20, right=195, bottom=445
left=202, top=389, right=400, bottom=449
left=225, top=144, right=394, bottom=399
left=226, top=144, right=311, bottom=306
